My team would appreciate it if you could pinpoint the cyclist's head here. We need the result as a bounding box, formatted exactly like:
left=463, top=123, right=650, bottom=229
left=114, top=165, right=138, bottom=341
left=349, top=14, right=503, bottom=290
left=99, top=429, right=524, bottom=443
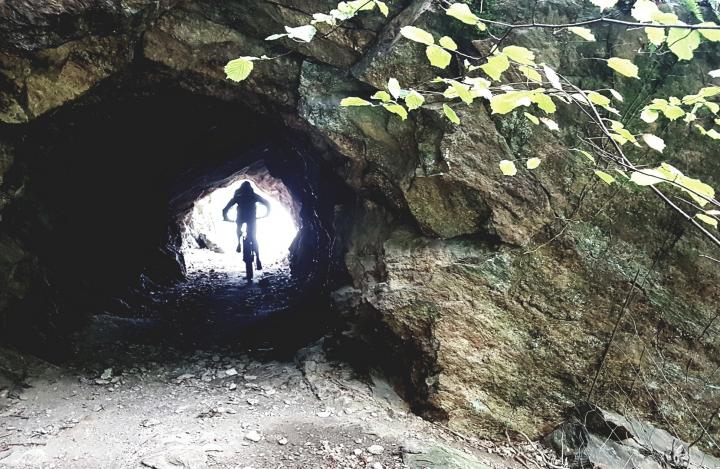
left=238, top=181, right=254, bottom=196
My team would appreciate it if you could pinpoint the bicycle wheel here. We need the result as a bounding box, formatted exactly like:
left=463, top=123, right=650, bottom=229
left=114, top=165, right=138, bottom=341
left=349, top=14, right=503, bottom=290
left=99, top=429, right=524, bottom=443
left=243, top=236, right=254, bottom=280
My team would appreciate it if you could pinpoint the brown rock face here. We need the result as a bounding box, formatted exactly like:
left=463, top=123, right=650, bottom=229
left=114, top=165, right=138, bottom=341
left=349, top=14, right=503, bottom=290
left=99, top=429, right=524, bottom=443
left=0, top=0, right=719, bottom=452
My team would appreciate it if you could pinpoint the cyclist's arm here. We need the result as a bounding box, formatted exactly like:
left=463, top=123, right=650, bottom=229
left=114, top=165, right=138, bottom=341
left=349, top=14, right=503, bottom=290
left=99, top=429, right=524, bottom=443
left=222, top=197, right=237, bottom=221
left=256, top=195, right=271, bottom=217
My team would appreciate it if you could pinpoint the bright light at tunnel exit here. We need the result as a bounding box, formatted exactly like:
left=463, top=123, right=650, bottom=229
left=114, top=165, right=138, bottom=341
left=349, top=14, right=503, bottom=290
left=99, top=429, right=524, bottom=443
left=188, top=181, right=298, bottom=268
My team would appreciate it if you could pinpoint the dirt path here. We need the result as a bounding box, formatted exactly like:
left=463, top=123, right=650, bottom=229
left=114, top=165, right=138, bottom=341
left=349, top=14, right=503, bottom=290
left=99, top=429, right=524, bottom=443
left=0, top=251, right=563, bottom=469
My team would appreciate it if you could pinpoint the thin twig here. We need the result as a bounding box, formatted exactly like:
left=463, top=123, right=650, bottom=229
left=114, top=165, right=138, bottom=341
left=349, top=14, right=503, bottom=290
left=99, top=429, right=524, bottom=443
left=436, top=1, right=720, bottom=31
left=687, top=407, right=719, bottom=451
left=3, top=442, right=47, bottom=447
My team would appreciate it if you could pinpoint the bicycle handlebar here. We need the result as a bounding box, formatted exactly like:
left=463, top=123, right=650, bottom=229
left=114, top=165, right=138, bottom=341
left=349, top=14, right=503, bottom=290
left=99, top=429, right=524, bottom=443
left=223, top=214, right=268, bottom=223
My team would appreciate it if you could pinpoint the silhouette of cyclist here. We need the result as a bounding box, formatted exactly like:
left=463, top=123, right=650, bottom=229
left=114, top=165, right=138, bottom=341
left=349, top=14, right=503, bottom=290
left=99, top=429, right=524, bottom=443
left=222, top=181, right=271, bottom=270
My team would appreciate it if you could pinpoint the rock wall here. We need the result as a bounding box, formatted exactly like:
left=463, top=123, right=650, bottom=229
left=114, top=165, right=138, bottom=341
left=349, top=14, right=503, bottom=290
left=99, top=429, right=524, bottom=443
left=1, top=0, right=719, bottom=450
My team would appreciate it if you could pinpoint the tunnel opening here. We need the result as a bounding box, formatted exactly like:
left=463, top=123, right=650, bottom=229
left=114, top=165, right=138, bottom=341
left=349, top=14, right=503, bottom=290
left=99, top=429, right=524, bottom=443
left=0, top=79, right=353, bottom=362
left=181, top=166, right=299, bottom=276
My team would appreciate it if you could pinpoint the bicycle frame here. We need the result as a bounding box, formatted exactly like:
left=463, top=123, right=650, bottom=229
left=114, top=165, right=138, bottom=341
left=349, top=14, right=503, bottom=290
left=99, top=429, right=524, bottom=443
left=223, top=216, right=264, bottom=280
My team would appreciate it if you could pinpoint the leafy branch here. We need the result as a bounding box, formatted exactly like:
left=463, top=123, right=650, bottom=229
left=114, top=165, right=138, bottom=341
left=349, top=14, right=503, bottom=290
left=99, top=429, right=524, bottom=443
left=223, top=0, right=720, bottom=247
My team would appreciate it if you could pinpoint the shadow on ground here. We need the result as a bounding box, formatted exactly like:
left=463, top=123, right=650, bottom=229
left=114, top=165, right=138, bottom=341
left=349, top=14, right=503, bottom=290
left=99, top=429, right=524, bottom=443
left=67, top=252, right=330, bottom=369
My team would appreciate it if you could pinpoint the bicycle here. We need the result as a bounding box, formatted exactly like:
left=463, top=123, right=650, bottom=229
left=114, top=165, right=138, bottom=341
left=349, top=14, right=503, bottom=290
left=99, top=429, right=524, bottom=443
left=223, top=213, right=267, bottom=281
left=241, top=228, right=257, bottom=281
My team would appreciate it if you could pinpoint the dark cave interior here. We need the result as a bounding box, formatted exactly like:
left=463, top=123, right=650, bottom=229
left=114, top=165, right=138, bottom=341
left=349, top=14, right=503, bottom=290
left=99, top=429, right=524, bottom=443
left=0, top=80, right=354, bottom=359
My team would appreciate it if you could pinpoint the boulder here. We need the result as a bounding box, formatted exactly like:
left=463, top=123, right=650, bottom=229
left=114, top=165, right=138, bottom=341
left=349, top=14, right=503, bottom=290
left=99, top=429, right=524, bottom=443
left=403, top=445, right=490, bottom=469
left=196, top=233, right=223, bottom=253
left=545, top=402, right=720, bottom=469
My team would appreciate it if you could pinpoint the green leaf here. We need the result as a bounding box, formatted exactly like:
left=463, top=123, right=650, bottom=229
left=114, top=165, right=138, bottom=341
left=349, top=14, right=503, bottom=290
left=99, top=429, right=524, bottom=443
left=342, top=0, right=377, bottom=12
left=499, top=160, right=517, bottom=176
left=443, top=104, right=460, bottom=124
left=526, top=158, right=541, bottom=169
left=388, top=78, right=401, bottom=99
left=426, top=45, right=452, bottom=69
left=681, top=92, right=704, bottom=105
left=641, top=134, right=665, bottom=152
left=383, top=103, right=408, bottom=120
left=590, top=0, right=617, bottom=11
left=587, top=91, right=611, bottom=107
left=610, top=133, right=628, bottom=145
left=523, top=112, right=539, bottom=125
left=630, top=169, right=666, bottom=186
left=464, top=77, right=492, bottom=99
left=446, top=3, right=480, bottom=25
left=490, top=91, right=532, bottom=114
left=400, top=26, right=435, bottom=45
left=568, top=27, right=596, bottom=41
left=700, top=86, right=720, bottom=98
left=667, top=27, right=701, bottom=61
left=265, top=33, right=288, bottom=40
left=443, top=85, right=460, bottom=100
left=333, top=4, right=358, bottom=19
left=578, top=150, right=595, bottom=163
left=656, top=163, right=681, bottom=181
left=448, top=80, right=474, bottom=104
left=340, top=97, right=372, bottom=106
left=645, top=27, right=666, bottom=46
left=481, top=54, right=510, bottom=81
left=336, top=0, right=376, bottom=17
left=631, top=0, right=659, bottom=22
left=697, top=124, right=716, bottom=137
left=404, top=91, right=425, bottom=110
left=616, top=169, right=629, bottom=179
left=642, top=163, right=715, bottom=210
left=439, top=36, right=458, bottom=51
left=677, top=175, right=715, bottom=207
left=224, top=57, right=255, bottom=82
left=697, top=213, right=718, bottom=228
left=371, top=91, right=392, bottom=102
left=519, top=66, right=542, bottom=83
left=698, top=22, right=720, bottom=41
left=651, top=11, right=679, bottom=24
left=710, top=69, right=720, bottom=78
left=502, top=46, right=535, bottom=65
left=655, top=163, right=681, bottom=181
left=532, top=93, right=556, bottom=114
left=640, top=108, right=659, bottom=123
left=594, top=170, right=615, bottom=184
left=608, top=89, right=624, bottom=102
left=284, top=25, right=317, bottom=42
left=609, top=121, right=637, bottom=144
left=607, top=57, right=639, bottom=78
left=375, top=0, right=389, bottom=16
left=663, top=105, right=685, bottom=120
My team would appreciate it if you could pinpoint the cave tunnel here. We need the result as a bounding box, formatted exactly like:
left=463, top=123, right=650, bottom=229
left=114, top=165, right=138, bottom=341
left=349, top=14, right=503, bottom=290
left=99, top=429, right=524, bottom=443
left=0, top=79, right=354, bottom=361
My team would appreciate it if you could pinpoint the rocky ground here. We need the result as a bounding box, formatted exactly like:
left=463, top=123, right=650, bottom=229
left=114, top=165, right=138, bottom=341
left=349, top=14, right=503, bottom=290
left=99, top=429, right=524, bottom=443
left=0, top=250, right=564, bottom=469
